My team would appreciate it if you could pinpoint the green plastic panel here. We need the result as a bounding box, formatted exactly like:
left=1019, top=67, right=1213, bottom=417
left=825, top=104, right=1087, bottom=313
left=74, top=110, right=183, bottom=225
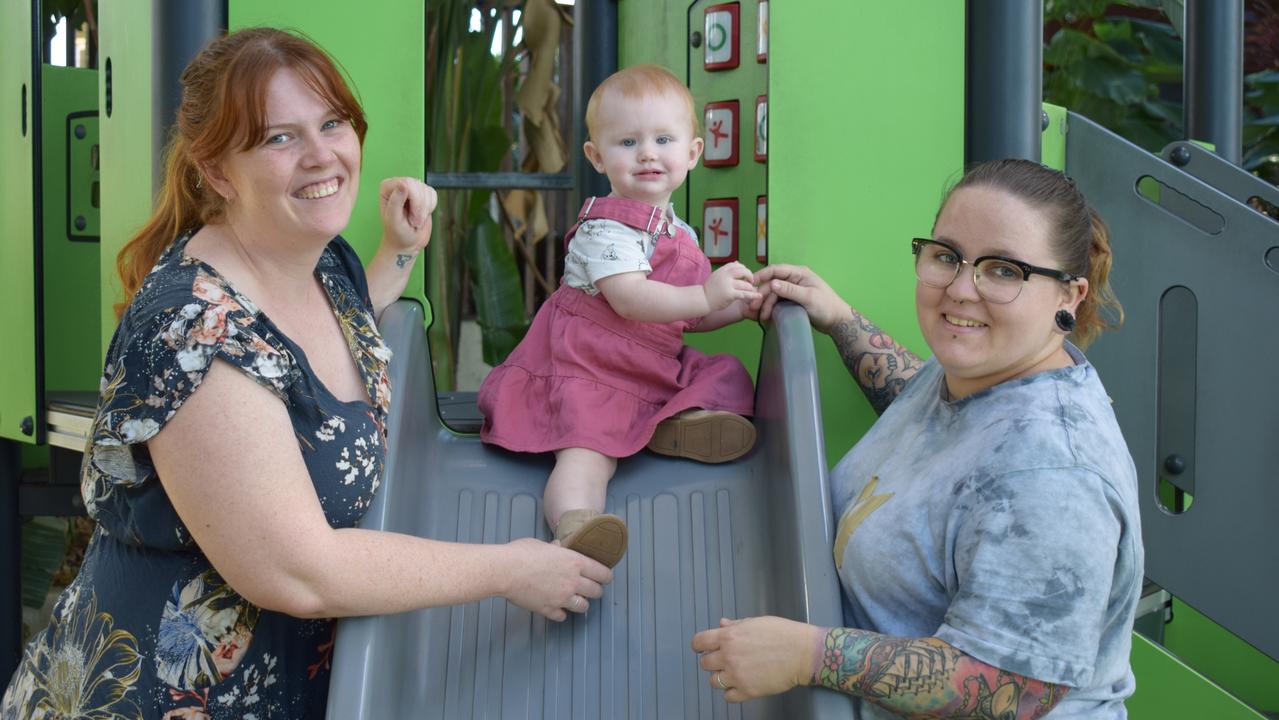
left=1041, top=102, right=1067, bottom=171
left=1128, top=632, right=1267, bottom=719
left=1161, top=599, right=1279, bottom=714
left=42, top=65, right=101, bottom=394
left=98, top=1, right=154, bottom=357
left=765, top=1, right=963, bottom=462
left=1, top=0, right=38, bottom=443
left=230, top=1, right=430, bottom=323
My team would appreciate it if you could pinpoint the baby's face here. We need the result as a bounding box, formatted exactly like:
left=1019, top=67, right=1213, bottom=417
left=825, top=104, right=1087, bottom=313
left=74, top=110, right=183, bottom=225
left=585, top=89, right=703, bottom=208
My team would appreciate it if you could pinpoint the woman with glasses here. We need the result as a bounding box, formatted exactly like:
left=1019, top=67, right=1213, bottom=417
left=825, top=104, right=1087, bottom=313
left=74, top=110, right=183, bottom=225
left=692, top=158, right=1143, bottom=719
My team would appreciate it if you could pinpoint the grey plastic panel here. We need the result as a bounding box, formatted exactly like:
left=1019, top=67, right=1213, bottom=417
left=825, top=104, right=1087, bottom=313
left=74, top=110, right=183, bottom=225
left=1067, top=112, right=1279, bottom=662
left=328, top=300, right=857, bottom=718
left=1161, top=140, right=1279, bottom=216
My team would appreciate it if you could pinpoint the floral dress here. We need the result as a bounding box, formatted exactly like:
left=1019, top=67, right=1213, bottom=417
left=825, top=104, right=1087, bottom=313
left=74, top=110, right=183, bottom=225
left=2, top=232, right=392, bottom=719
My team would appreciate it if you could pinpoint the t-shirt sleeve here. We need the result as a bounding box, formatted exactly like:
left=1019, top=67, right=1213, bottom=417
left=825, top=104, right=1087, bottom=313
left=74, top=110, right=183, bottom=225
left=567, top=219, right=652, bottom=284
left=935, top=466, right=1123, bottom=688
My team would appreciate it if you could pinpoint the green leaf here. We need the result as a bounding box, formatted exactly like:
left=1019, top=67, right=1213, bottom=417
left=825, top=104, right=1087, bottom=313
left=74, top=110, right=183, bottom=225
left=1157, top=0, right=1184, bottom=38
left=465, top=216, right=528, bottom=365
left=21, top=517, right=69, bottom=611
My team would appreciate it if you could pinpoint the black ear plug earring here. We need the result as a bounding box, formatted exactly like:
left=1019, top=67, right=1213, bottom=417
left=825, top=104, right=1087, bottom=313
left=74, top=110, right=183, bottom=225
left=1055, top=309, right=1076, bottom=333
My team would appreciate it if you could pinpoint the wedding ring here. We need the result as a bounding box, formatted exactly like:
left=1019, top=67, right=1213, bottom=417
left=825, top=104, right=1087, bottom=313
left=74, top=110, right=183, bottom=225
left=715, top=672, right=728, bottom=690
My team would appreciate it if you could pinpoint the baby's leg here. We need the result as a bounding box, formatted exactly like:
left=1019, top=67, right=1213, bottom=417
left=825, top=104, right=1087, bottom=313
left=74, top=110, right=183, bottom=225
left=545, top=448, right=616, bottom=526
left=546, top=448, right=626, bottom=568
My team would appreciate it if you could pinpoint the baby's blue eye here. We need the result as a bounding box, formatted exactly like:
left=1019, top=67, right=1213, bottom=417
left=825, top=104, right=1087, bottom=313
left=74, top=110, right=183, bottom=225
left=656, top=136, right=671, bottom=145
left=621, top=138, right=637, bottom=147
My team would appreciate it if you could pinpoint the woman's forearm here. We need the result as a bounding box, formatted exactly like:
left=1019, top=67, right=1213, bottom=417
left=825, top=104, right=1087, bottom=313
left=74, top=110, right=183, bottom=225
left=813, top=628, right=1066, bottom=720
left=366, top=243, right=420, bottom=319
left=829, top=309, right=921, bottom=415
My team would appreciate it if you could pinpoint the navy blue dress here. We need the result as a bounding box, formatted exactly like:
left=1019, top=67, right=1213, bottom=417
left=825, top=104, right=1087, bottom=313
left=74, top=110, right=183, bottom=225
left=2, top=232, right=391, bottom=719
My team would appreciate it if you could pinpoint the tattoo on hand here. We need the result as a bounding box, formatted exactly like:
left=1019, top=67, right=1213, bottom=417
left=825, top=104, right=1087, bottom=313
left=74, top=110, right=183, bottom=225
left=814, top=629, right=1067, bottom=720
left=829, top=314, right=920, bottom=415
left=395, top=253, right=414, bottom=269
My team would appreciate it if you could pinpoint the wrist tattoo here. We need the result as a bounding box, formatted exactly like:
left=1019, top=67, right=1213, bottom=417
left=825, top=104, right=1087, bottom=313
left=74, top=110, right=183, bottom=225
left=830, top=313, right=920, bottom=415
left=395, top=253, right=415, bottom=269
left=814, top=629, right=1066, bottom=719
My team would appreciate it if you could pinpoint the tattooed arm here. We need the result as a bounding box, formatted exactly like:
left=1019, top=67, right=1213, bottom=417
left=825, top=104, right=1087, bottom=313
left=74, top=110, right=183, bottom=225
left=829, top=309, right=921, bottom=415
left=367, top=177, right=435, bottom=318
left=815, top=627, right=1066, bottom=719
left=692, top=617, right=1066, bottom=719
left=752, top=264, right=921, bottom=414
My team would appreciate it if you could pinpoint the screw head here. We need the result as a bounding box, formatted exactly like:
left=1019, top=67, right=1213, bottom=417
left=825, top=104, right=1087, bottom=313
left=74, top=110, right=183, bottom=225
left=74, top=215, right=87, bottom=231
left=1163, top=454, right=1186, bottom=475
left=690, top=30, right=703, bottom=48
left=74, top=123, right=86, bottom=139
left=1041, top=110, right=1050, bottom=131
left=19, top=416, right=34, bottom=436
left=1170, top=146, right=1192, bottom=166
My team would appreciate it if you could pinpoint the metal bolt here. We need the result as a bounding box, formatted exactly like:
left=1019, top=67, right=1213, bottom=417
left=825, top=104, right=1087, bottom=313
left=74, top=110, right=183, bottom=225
left=75, top=215, right=87, bottom=231
left=1169, top=146, right=1191, bottom=166
left=74, top=123, right=86, bottom=139
left=690, top=30, right=703, bottom=48
left=19, top=416, right=33, bottom=436
left=1041, top=110, right=1050, bottom=131
left=1163, top=454, right=1186, bottom=475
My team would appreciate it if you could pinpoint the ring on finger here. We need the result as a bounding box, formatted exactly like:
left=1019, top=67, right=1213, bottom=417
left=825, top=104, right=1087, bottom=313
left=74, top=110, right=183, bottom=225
left=573, top=595, right=587, bottom=611
left=715, top=671, right=728, bottom=690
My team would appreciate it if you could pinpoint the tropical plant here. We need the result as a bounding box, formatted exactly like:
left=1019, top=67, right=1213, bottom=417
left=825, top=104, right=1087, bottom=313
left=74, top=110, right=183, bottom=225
left=425, top=1, right=529, bottom=389
left=1044, top=0, right=1279, bottom=185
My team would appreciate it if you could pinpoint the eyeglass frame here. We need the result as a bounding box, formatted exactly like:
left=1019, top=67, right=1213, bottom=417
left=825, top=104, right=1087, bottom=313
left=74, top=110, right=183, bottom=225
left=910, top=237, right=1079, bottom=304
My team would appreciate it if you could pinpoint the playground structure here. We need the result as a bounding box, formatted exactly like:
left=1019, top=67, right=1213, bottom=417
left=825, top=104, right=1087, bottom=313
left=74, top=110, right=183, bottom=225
left=2, top=1, right=1278, bottom=717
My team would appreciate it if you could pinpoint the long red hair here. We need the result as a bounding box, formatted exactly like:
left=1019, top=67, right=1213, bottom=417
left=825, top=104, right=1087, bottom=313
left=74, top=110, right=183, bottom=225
left=114, top=27, right=368, bottom=317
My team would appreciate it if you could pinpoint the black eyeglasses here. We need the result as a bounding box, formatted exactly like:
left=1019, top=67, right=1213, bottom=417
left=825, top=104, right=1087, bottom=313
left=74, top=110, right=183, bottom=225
left=911, top=237, right=1079, bottom=304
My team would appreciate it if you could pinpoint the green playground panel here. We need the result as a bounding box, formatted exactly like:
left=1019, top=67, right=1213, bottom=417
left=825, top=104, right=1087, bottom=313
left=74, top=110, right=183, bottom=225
left=98, top=0, right=155, bottom=357
left=1129, top=631, right=1268, bottom=719
left=1, top=0, right=38, bottom=443
left=1159, top=599, right=1279, bottom=715
left=42, top=65, right=102, bottom=395
left=230, top=1, right=430, bottom=325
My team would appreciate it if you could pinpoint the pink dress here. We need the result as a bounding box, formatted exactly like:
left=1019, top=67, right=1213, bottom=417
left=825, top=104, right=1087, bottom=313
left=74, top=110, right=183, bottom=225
left=477, top=196, right=755, bottom=458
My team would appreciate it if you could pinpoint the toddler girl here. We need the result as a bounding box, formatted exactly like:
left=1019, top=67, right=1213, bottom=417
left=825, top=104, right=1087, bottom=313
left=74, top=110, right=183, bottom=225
left=477, top=65, right=758, bottom=570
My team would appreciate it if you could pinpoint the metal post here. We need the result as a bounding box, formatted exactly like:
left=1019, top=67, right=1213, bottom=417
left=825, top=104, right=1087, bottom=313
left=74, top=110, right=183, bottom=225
left=572, top=0, right=618, bottom=206
left=1184, top=0, right=1243, bottom=165
left=1, top=440, right=21, bottom=685
left=151, top=0, right=226, bottom=188
left=964, top=0, right=1043, bottom=165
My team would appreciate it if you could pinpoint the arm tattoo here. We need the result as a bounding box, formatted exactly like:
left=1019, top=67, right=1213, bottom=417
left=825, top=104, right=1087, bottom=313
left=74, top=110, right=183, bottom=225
left=395, top=253, right=414, bottom=269
left=829, top=312, right=921, bottom=415
left=814, top=629, right=1067, bottom=719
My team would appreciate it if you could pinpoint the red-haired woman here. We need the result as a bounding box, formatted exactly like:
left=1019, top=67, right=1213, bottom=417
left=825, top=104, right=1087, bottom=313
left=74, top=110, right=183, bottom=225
left=1, top=28, right=608, bottom=718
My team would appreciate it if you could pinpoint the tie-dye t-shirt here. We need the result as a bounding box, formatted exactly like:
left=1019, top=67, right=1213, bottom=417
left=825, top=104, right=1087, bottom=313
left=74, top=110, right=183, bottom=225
left=830, top=344, right=1143, bottom=719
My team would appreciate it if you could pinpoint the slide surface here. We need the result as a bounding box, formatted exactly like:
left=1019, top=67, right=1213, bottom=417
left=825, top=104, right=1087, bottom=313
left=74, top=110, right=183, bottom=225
left=327, top=300, right=856, bottom=719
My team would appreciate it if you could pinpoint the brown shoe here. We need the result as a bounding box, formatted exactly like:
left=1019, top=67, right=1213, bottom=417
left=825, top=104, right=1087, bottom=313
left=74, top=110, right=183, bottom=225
left=554, top=509, right=628, bottom=568
left=646, top=410, right=756, bottom=464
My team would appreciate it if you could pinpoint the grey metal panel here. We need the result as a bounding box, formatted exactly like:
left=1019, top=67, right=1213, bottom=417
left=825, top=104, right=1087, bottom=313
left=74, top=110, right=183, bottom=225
left=1162, top=140, right=1279, bottom=214
left=1066, top=112, right=1279, bottom=662
left=151, top=1, right=225, bottom=188
left=328, top=300, right=856, bottom=718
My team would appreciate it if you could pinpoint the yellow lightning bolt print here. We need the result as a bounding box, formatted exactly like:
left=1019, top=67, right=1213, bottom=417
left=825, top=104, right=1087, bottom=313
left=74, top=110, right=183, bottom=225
left=833, top=475, right=894, bottom=569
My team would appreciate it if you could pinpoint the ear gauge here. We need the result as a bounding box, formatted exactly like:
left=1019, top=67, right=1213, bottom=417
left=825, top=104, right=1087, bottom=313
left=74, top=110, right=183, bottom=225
left=1055, top=309, right=1077, bottom=333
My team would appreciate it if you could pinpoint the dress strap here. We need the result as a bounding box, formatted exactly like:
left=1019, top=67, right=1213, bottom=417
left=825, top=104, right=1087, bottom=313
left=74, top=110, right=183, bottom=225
left=575, top=196, right=677, bottom=237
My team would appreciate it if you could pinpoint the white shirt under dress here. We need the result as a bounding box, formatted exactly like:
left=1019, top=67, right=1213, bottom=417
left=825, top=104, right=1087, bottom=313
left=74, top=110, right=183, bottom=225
left=561, top=203, right=699, bottom=295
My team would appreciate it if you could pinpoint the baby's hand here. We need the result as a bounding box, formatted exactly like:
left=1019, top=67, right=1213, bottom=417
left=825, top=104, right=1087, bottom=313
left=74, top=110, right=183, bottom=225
left=703, top=262, right=761, bottom=313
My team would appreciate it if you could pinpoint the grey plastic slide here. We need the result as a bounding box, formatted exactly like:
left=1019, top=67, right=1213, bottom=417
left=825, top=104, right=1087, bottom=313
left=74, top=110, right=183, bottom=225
left=327, top=299, right=857, bottom=719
